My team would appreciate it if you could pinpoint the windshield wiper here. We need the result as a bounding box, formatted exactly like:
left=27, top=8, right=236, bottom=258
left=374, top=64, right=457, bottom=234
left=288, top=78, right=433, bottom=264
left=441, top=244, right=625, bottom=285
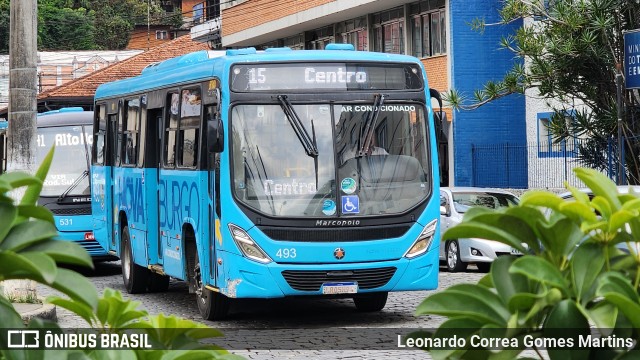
left=357, top=93, right=386, bottom=157
left=276, top=95, right=319, bottom=188
left=58, top=169, right=88, bottom=202
left=276, top=95, right=319, bottom=157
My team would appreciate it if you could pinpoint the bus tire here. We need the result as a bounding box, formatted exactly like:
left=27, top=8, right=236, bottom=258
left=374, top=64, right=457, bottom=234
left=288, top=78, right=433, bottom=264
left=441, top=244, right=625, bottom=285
left=353, top=292, right=388, bottom=312
left=121, top=226, right=149, bottom=294
left=194, top=252, right=229, bottom=320
left=148, top=273, right=170, bottom=292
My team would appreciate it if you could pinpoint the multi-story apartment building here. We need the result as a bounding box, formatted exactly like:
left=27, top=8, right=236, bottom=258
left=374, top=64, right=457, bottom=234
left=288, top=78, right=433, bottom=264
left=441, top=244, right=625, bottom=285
left=190, top=0, right=528, bottom=188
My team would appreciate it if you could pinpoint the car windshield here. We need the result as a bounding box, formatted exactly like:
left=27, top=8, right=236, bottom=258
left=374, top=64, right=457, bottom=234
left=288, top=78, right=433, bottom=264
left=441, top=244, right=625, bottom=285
left=451, top=192, right=518, bottom=213
left=231, top=103, right=431, bottom=217
left=36, top=125, right=92, bottom=197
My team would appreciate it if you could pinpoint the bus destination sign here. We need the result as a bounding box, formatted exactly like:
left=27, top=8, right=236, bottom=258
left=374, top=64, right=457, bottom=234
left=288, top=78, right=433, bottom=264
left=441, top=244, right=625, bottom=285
left=230, top=63, right=423, bottom=92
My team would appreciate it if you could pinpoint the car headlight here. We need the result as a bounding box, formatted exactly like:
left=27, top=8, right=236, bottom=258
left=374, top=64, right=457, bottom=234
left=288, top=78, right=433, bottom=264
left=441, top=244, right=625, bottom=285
left=228, top=224, right=272, bottom=264
left=404, top=219, right=438, bottom=258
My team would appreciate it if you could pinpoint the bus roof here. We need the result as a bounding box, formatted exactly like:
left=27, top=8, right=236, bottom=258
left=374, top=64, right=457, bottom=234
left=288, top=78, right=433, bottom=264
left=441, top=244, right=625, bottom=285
left=37, top=109, right=93, bottom=127
left=95, top=47, right=425, bottom=100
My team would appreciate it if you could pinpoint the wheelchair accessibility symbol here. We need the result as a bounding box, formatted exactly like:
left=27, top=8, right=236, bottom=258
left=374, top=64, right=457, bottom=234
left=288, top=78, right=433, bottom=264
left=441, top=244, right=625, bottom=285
left=341, top=195, right=359, bottom=214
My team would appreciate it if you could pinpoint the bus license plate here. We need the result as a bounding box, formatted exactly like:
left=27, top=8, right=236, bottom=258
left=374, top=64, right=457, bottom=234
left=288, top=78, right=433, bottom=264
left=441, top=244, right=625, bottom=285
left=322, top=282, right=358, bottom=295
left=511, top=247, right=523, bottom=255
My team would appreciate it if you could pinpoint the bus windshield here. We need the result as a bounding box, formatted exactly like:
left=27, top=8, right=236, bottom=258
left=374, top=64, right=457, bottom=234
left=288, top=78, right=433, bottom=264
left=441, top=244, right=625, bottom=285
left=37, top=125, right=93, bottom=197
left=231, top=103, right=430, bottom=217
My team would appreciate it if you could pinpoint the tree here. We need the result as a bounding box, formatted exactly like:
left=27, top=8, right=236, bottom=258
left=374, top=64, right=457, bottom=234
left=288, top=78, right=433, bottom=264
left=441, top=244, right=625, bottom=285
left=0, top=0, right=8, bottom=53
left=38, top=5, right=96, bottom=50
left=445, top=0, right=640, bottom=184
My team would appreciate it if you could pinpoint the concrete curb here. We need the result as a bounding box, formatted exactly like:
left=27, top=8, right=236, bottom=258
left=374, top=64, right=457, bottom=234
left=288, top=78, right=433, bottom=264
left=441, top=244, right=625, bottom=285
left=14, top=301, right=57, bottom=324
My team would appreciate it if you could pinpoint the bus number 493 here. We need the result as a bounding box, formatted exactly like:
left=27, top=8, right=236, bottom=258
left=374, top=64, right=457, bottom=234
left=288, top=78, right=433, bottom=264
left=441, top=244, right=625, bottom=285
left=275, top=248, right=296, bottom=259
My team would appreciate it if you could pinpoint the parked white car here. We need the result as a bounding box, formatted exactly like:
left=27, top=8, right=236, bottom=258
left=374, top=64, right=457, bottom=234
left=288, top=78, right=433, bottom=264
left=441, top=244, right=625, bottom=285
left=439, top=187, right=520, bottom=272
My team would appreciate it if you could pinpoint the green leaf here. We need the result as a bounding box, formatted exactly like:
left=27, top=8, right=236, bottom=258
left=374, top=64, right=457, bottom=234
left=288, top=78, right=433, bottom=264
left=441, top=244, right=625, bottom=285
left=416, top=284, right=509, bottom=325
left=23, top=240, right=93, bottom=268
left=1, top=171, right=42, bottom=189
left=557, top=201, right=598, bottom=223
left=608, top=210, right=636, bottom=233
left=491, top=256, right=530, bottom=301
left=20, top=146, right=54, bottom=207
left=591, top=196, right=612, bottom=220
left=535, top=217, right=583, bottom=261
left=96, top=289, right=147, bottom=328
left=565, top=184, right=590, bottom=204
left=19, top=252, right=57, bottom=283
left=543, top=300, right=590, bottom=360
left=16, top=205, right=54, bottom=223
left=571, top=242, right=605, bottom=303
left=574, top=168, right=621, bottom=210
left=0, top=220, right=59, bottom=251
left=0, top=294, right=25, bottom=328
left=0, top=251, right=54, bottom=283
left=46, top=296, right=96, bottom=325
left=507, top=292, right=542, bottom=312
left=0, top=202, right=18, bottom=241
left=596, top=272, right=640, bottom=303
left=585, top=302, right=618, bottom=331
left=519, top=190, right=564, bottom=209
left=49, top=268, right=99, bottom=309
left=510, top=256, right=568, bottom=291
left=600, top=293, right=640, bottom=329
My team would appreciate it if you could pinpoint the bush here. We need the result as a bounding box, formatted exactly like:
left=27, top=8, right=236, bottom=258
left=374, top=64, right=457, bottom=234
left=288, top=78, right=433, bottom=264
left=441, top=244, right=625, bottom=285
left=0, top=148, right=243, bottom=359
left=414, top=168, right=640, bottom=359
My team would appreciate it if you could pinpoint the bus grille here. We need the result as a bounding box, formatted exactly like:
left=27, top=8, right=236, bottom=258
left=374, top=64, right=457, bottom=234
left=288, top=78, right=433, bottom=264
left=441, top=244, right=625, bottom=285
left=259, top=225, right=411, bottom=242
left=281, top=267, right=397, bottom=291
left=50, top=207, right=91, bottom=215
left=77, top=238, right=106, bottom=255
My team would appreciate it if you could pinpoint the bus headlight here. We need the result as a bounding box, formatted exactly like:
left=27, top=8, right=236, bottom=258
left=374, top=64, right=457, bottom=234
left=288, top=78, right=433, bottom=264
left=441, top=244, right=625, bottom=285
left=228, top=224, right=272, bottom=264
left=404, top=219, right=438, bottom=258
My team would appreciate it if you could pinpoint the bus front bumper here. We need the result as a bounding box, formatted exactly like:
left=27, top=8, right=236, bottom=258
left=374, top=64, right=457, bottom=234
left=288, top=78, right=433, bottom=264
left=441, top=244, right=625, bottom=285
left=214, top=247, right=438, bottom=298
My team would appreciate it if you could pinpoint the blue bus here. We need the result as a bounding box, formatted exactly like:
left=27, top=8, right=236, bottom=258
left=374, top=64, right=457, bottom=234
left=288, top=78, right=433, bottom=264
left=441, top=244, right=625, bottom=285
left=92, top=45, right=441, bottom=319
left=36, top=108, right=112, bottom=259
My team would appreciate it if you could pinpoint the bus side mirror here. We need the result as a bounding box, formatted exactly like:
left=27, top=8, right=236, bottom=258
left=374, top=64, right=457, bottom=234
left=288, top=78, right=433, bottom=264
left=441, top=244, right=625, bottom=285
left=207, top=117, right=224, bottom=153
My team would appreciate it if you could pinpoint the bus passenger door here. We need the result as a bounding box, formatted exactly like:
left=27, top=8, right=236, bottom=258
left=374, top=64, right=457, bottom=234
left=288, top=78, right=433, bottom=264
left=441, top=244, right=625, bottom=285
left=144, top=108, right=163, bottom=265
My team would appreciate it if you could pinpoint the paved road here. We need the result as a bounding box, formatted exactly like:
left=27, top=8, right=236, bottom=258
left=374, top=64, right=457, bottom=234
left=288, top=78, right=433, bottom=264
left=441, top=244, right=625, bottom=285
left=38, top=261, right=485, bottom=359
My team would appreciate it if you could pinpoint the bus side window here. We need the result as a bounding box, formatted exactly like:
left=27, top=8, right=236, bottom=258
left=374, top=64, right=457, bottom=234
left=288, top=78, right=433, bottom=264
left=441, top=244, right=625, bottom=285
left=123, top=98, right=140, bottom=166
left=94, top=105, right=106, bottom=165
left=164, top=92, right=179, bottom=167
left=178, top=88, right=201, bottom=168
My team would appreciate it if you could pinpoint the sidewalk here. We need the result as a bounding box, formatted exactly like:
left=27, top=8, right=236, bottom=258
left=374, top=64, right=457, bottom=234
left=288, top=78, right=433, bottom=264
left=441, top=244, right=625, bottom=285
left=13, top=301, right=56, bottom=324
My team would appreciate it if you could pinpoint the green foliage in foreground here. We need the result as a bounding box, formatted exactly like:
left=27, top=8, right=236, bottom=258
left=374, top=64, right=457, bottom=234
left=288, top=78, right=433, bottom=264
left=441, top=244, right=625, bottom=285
left=415, top=168, right=640, bottom=359
left=0, top=148, right=243, bottom=359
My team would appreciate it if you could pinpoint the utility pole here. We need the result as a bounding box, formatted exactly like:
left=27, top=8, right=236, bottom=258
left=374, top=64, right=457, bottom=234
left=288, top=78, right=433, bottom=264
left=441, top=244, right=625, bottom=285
left=2, top=0, right=38, bottom=301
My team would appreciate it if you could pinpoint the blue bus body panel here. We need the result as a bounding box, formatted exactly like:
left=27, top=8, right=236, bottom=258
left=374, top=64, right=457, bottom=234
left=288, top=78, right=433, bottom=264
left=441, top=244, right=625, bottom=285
left=54, top=214, right=108, bottom=257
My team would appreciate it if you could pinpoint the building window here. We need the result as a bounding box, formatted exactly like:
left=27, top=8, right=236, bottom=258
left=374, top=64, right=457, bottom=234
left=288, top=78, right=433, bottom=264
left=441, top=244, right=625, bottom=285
left=308, top=26, right=334, bottom=50
left=537, top=111, right=577, bottom=158
left=411, top=7, right=446, bottom=58
left=372, top=8, right=404, bottom=54
left=337, top=17, right=368, bottom=51
left=156, top=30, right=168, bottom=40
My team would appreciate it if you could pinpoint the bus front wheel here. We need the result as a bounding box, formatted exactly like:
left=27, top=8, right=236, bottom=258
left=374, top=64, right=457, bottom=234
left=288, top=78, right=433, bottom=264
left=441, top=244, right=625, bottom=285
left=121, top=226, right=150, bottom=294
left=194, top=252, right=229, bottom=320
left=353, top=292, right=388, bottom=312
